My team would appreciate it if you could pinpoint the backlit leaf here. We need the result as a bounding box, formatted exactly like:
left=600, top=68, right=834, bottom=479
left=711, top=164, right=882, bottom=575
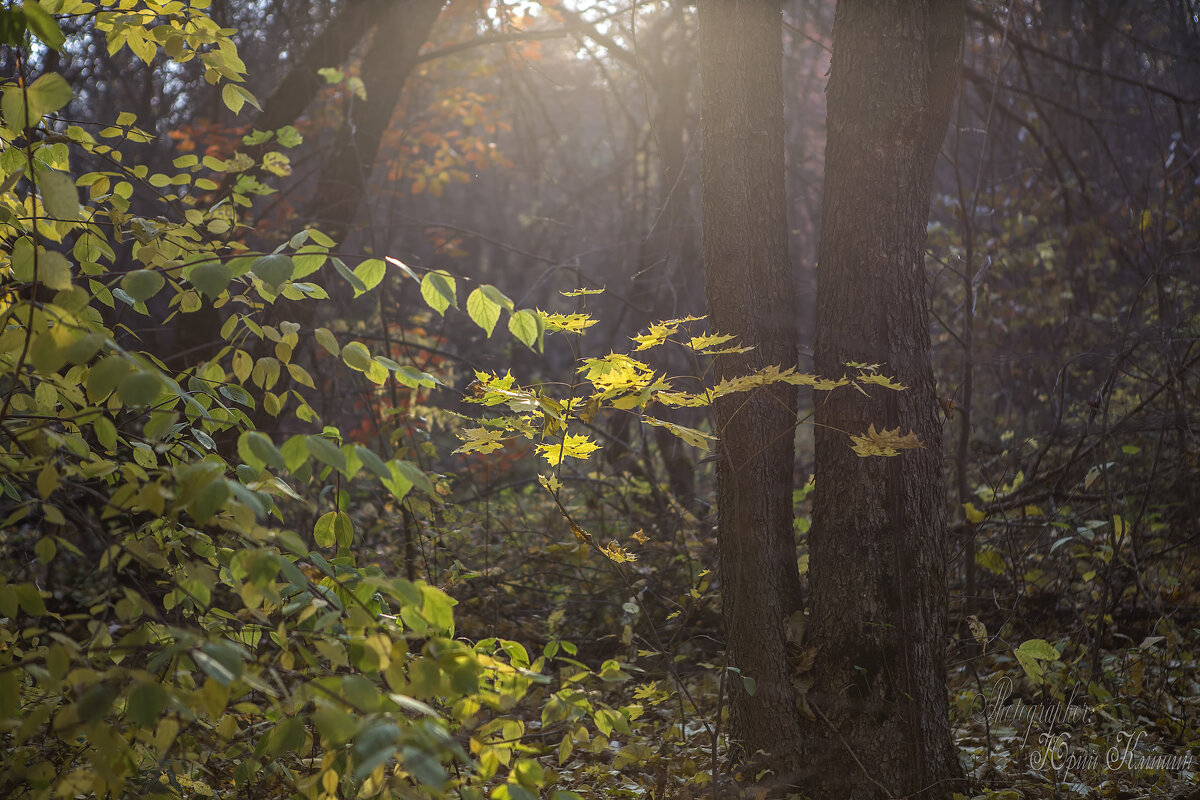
left=537, top=434, right=600, bottom=466
left=466, top=287, right=502, bottom=337
left=508, top=309, right=543, bottom=351
left=420, top=270, right=456, bottom=315
left=353, top=258, right=386, bottom=295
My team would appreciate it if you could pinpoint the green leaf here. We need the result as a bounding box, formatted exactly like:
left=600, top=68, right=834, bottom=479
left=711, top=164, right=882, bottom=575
left=191, top=478, right=229, bottom=523
left=198, top=641, right=245, bottom=685
left=353, top=258, right=386, bottom=296
left=420, top=270, right=456, bottom=316
left=328, top=257, right=366, bottom=293
left=126, top=682, right=168, bottom=728
left=188, top=261, right=232, bottom=297
left=87, top=356, right=131, bottom=402
left=481, top=284, right=515, bottom=311
left=466, top=287, right=502, bottom=337
left=238, top=431, right=285, bottom=471
left=4, top=72, right=72, bottom=125
left=76, top=683, right=116, bottom=725
left=39, top=170, right=79, bottom=219
left=352, top=722, right=400, bottom=780
left=120, top=269, right=165, bottom=302
left=34, top=536, right=56, bottom=564
left=253, top=254, right=294, bottom=292
left=354, top=445, right=391, bottom=481
left=395, top=459, right=437, bottom=497
left=314, top=511, right=353, bottom=548
left=341, top=341, right=373, bottom=372
left=1015, top=638, right=1060, bottom=661
left=30, top=71, right=72, bottom=116
left=22, top=3, right=65, bottom=50
left=314, top=327, right=340, bottom=357
left=219, top=383, right=253, bottom=407
left=306, top=435, right=347, bottom=474
left=118, top=370, right=163, bottom=407
left=40, top=250, right=72, bottom=291
left=508, top=309, right=543, bottom=351
left=313, top=704, right=357, bottom=745
left=494, top=787, right=537, bottom=800
left=221, top=84, right=260, bottom=115
left=0, top=668, right=18, bottom=719
left=15, top=583, right=46, bottom=616
left=401, top=746, right=446, bottom=789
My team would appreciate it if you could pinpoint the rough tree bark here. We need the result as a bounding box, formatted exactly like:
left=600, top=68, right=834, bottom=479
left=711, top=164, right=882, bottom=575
left=802, top=1, right=964, bottom=798
left=697, top=0, right=806, bottom=770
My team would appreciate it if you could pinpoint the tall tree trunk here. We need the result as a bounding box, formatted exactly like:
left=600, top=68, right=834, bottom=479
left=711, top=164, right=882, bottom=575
left=309, top=0, right=444, bottom=243
left=254, top=0, right=393, bottom=135
left=698, top=0, right=805, bottom=770
left=802, top=1, right=964, bottom=798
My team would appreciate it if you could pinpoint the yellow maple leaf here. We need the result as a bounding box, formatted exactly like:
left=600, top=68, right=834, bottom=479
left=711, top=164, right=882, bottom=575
left=855, top=372, right=908, bottom=391
left=654, top=391, right=710, bottom=408
left=687, top=332, right=737, bottom=351
left=849, top=424, right=924, bottom=457
left=542, top=312, right=598, bottom=333
left=631, top=320, right=681, bottom=351
left=643, top=417, right=714, bottom=453
left=453, top=427, right=506, bottom=455
left=537, top=433, right=602, bottom=466
left=600, top=540, right=638, bottom=563
left=560, top=287, right=604, bottom=297
left=631, top=529, right=649, bottom=543
left=569, top=521, right=594, bottom=544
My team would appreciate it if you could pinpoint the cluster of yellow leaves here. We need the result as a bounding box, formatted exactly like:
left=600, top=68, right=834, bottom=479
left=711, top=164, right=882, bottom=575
left=578, top=353, right=664, bottom=409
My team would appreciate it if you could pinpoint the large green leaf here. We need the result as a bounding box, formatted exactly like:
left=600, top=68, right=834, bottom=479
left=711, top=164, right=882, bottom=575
left=508, top=309, right=544, bottom=352
left=306, top=435, right=347, bottom=474
left=120, top=269, right=165, bottom=302
left=466, top=287, right=502, bottom=337
left=188, top=261, right=232, bottom=297
left=22, top=2, right=65, bottom=50
left=238, top=431, right=285, bottom=471
left=354, top=258, right=386, bottom=295
left=420, top=270, right=456, bottom=316
left=39, top=170, right=80, bottom=219
left=313, top=511, right=353, bottom=548
left=340, top=341, right=373, bottom=372
left=126, top=682, right=167, bottom=728
left=253, top=254, right=294, bottom=292
left=117, top=370, right=163, bottom=407
left=2, top=72, right=72, bottom=126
